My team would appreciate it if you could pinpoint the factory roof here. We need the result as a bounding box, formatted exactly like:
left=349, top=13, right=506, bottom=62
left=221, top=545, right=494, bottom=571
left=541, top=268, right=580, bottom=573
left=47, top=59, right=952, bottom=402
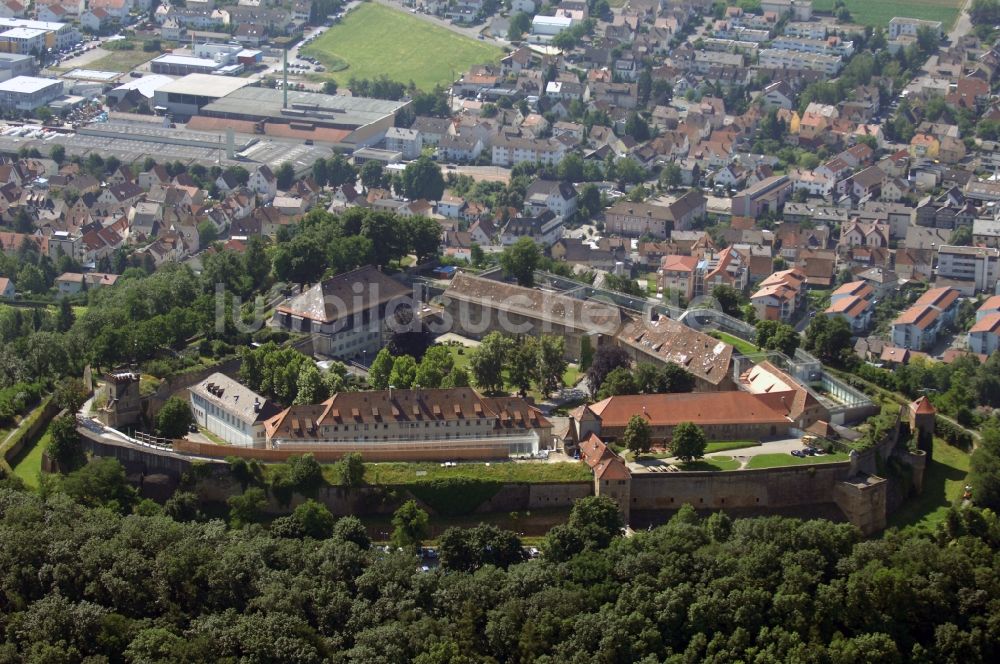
left=0, top=76, right=60, bottom=94
left=111, top=73, right=176, bottom=98
left=198, top=86, right=407, bottom=126
left=153, top=54, right=224, bottom=69
left=155, top=73, right=250, bottom=98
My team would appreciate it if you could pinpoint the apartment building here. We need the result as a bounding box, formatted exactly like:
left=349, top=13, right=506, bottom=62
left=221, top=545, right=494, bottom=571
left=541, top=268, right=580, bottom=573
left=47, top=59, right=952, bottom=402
left=969, top=314, right=1000, bottom=356
left=936, top=245, right=1000, bottom=294
left=891, top=286, right=961, bottom=350
left=824, top=280, right=875, bottom=333
left=491, top=135, right=566, bottom=167
left=0, top=16, right=78, bottom=50
left=189, top=373, right=281, bottom=447
left=758, top=48, right=843, bottom=75
left=751, top=267, right=807, bottom=322
left=384, top=126, right=423, bottom=160
left=888, top=16, right=943, bottom=40
left=0, top=26, right=45, bottom=54
left=731, top=175, right=791, bottom=218
left=770, top=36, right=853, bottom=58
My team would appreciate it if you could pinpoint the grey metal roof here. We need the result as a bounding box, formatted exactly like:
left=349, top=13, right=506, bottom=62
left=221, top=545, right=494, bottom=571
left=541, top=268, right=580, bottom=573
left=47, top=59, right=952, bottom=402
left=199, top=87, right=408, bottom=127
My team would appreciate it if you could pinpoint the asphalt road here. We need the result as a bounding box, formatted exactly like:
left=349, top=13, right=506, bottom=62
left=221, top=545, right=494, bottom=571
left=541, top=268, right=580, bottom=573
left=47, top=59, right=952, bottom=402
left=948, top=0, right=974, bottom=44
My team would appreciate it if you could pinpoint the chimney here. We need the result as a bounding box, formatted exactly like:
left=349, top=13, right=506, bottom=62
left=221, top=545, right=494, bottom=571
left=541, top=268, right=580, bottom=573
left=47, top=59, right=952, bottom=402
left=282, top=48, right=288, bottom=109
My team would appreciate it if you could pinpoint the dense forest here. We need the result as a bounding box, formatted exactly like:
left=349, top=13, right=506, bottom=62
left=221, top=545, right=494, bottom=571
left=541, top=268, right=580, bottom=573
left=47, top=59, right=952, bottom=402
left=0, top=469, right=997, bottom=663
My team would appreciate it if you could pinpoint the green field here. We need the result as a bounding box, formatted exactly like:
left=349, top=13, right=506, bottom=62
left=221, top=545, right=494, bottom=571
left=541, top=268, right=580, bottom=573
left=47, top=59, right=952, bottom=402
left=301, top=3, right=503, bottom=90
left=88, top=47, right=161, bottom=73
left=706, top=440, right=761, bottom=454
left=812, top=0, right=963, bottom=29
left=746, top=452, right=851, bottom=469
left=888, top=437, right=971, bottom=532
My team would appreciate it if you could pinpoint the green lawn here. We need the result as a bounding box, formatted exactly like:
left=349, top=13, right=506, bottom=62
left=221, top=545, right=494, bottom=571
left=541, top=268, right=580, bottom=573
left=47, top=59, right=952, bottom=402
left=197, top=427, right=227, bottom=445
left=645, top=273, right=659, bottom=295
left=301, top=3, right=503, bottom=90
left=746, top=452, right=850, bottom=469
left=888, top=437, right=970, bottom=532
left=706, top=440, right=761, bottom=454
left=355, top=461, right=592, bottom=485
left=678, top=456, right=741, bottom=472
left=710, top=331, right=759, bottom=357
left=11, top=427, right=50, bottom=489
left=812, top=0, right=963, bottom=28
left=651, top=441, right=760, bottom=458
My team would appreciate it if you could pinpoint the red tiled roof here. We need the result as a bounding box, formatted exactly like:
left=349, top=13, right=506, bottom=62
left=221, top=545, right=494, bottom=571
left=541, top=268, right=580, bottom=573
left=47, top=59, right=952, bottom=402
left=660, top=254, right=697, bottom=272
left=894, top=304, right=940, bottom=330
left=831, top=280, right=873, bottom=299
left=978, top=295, right=1000, bottom=313
left=970, top=312, right=1000, bottom=335
left=914, top=286, right=960, bottom=311
left=589, top=392, right=790, bottom=428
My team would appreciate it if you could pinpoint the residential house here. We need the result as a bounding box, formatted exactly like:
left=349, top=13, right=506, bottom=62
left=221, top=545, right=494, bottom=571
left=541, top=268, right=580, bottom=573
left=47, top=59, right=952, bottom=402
left=550, top=238, right=617, bottom=272
left=696, top=246, right=750, bottom=296
left=249, top=165, right=277, bottom=202
left=499, top=210, right=564, bottom=247
left=54, top=271, right=118, bottom=296
left=658, top=254, right=697, bottom=300
left=523, top=179, right=577, bottom=221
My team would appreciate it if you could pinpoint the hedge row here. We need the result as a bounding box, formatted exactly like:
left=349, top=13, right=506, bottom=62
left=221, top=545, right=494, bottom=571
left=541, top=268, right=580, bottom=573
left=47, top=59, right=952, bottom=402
left=936, top=418, right=974, bottom=451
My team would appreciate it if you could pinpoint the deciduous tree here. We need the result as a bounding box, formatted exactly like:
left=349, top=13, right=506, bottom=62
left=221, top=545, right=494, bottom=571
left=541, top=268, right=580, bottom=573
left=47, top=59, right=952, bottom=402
left=156, top=397, right=193, bottom=439
left=622, top=414, right=652, bottom=458
left=670, top=421, right=707, bottom=462
left=498, top=237, right=540, bottom=287
left=391, top=499, right=429, bottom=552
